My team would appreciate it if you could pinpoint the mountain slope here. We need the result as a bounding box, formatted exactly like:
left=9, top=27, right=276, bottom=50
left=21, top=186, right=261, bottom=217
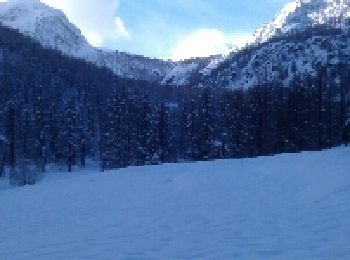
left=198, top=0, right=350, bottom=89
left=0, top=0, right=174, bottom=82
left=0, top=0, right=92, bottom=58
left=1, top=0, right=350, bottom=88
left=253, top=0, right=350, bottom=45
left=0, top=0, right=230, bottom=85
left=1, top=147, right=350, bottom=259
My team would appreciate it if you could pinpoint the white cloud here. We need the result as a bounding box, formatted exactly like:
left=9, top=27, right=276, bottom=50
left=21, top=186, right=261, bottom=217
left=170, top=28, right=252, bottom=61
left=41, top=0, right=130, bottom=47
left=85, top=32, right=104, bottom=47
left=115, top=17, right=130, bottom=38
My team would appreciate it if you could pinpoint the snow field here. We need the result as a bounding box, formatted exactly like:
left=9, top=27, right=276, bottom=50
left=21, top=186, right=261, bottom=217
left=0, top=147, right=350, bottom=259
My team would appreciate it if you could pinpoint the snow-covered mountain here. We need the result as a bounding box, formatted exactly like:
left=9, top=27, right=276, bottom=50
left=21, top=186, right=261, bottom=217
left=185, top=0, right=350, bottom=88
left=253, top=0, right=350, bottom=45
left=198, top=0, right=350, bottom=89
left=0, top=0, right=174, bottom=82
left=161, top=55, right=224, bottom=86
left=0, top=0, right=92, bottom=58
left=0, top=0, right=228, bottom=85
left=1, top=0, right=349, bottom=88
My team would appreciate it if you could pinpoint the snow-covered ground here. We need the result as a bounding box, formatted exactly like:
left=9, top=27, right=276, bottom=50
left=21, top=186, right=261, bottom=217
left=1, top=147, right=350, bottom=259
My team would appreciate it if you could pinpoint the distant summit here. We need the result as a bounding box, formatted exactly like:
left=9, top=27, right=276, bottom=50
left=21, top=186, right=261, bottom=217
left=253, top=0, right=350, bottom=44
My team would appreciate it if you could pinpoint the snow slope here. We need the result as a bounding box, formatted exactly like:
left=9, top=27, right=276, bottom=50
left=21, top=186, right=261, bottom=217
left=162, top=55, right=224, bottom=86
left=0, top=0, right=92, bottom=57
left=199, top=0, right=350, bottom=89
left=253, top=0, right=350, bottom=45
left=198, top=0, right=350, bottom=87
left=206, top=32, right=350, bottom=89
left=1, top=147, right=350, bottom=259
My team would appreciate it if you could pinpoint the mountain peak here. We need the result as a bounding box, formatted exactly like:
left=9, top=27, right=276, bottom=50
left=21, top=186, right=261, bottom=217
left=0, top=0, right=105, bottom=68
left=0, top=0, right=85, bottom=51
left=0, top=0, right=62, bottom=19
left=253, top=0, right=350, bottom=44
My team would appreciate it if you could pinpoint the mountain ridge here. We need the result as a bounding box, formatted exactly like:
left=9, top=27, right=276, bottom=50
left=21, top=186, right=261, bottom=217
left=197, top=0, right=350, bottom=89
left=252, top=0, right=350, bottom=45
left=1, top=0, right=350, bottom=87
left=0, top=0, right=176, bottom=82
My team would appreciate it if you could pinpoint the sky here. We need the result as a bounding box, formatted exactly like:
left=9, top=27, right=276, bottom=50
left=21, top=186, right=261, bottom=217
left=40, top=0, right=291, bottom=60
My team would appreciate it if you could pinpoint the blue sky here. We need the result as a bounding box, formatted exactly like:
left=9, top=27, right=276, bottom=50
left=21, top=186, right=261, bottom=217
left=42, top=0, right=291, bottom=59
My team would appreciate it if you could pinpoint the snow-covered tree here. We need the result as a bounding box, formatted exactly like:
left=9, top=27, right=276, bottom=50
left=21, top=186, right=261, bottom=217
left=1, top=23, right=350, bottom=185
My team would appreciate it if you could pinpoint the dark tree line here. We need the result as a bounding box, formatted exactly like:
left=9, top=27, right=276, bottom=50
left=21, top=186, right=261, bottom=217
left=0, top=25, right=349, bottom=185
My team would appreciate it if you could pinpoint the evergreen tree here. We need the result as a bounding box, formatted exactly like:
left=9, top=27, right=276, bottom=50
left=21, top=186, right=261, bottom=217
left=0, top=24, right=350, bottom=185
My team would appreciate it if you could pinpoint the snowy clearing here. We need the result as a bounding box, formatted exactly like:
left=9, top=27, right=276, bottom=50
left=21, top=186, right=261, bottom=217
left=1, top=147, right=350, bottom=259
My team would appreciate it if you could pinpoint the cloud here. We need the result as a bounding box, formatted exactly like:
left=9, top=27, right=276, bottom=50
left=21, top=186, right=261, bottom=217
left=41, top=0, right=130, bottom=47
left=1, top=0, right=283, bottom=58
left=115, top=17, right=130, bottom=38
left=85, top=32, right=103, bottom=47
left=170, top=28, right=252, bottom=61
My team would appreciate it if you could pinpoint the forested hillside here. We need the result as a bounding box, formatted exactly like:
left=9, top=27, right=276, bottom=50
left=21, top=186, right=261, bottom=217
left=0, top=25, right=349, bottom=185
